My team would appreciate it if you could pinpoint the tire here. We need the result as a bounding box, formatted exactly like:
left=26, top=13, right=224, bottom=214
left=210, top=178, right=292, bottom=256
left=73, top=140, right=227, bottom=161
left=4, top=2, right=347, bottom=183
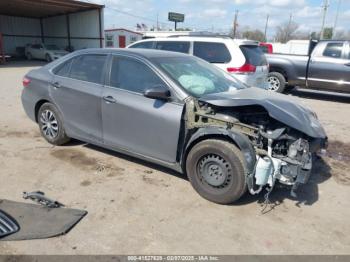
left=267, top=72, right=286, bottom=93
left=45, top=54, right=52, bottom=62
left=37, top=103, right=70, bottom=146
left=26, top=52, right=32, bottom=60
left=186, top=139, right=247, bottom=204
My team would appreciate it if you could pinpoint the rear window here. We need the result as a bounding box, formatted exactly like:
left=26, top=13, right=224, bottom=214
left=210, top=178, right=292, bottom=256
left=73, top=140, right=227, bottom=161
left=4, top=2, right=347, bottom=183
left=69, top=55, right=107, bottom=84
left=129, top=41, right=154, bottom=49
left=240, top=45, right=267, bottom=66
left=193, top=42, right=231, bottom=64
left=155, top=41, right=190, bottom=54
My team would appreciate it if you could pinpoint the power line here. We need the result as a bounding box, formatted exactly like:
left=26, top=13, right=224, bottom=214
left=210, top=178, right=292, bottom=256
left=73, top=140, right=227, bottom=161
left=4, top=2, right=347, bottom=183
left=105, top=6, right=172, bottom=26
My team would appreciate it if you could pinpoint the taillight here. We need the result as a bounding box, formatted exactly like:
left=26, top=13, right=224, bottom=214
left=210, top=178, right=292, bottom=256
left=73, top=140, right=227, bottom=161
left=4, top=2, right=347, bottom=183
left=22, top=77, right=31, bottom=87
left=227, top=64, right=256, bottom=74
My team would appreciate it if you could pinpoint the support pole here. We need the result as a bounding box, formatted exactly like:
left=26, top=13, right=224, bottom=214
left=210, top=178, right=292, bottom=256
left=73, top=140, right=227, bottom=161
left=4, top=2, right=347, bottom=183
left=40, top=18, right=45, bottom=43
left=66, top=14, right=71, bottom=51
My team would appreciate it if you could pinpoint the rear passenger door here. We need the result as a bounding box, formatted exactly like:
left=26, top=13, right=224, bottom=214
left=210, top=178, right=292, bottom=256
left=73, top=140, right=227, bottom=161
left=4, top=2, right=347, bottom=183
left=308, top=42, right=350, bottom=92
left=101, top=55, right=184, bottom=163
left=51, top=54, right=108, bottom=142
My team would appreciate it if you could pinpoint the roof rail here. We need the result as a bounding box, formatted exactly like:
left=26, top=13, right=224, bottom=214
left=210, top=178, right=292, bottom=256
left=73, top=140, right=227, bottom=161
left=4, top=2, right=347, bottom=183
left=168, top=32, right=232, bottom=39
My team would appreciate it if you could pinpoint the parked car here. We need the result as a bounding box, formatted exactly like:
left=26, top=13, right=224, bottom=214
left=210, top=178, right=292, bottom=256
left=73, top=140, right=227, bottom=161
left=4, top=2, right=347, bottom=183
left=128, top=36, right=269, bottom=89
left=266, top=40, right=350, bottom=93
left=25, top=44, right=69, bottom=62
left=21, top=48, right=327, bottom=204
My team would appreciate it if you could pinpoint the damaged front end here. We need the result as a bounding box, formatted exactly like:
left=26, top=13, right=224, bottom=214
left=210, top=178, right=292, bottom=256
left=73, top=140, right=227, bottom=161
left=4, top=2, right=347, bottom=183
left=184, top=92, right=327, bottom=198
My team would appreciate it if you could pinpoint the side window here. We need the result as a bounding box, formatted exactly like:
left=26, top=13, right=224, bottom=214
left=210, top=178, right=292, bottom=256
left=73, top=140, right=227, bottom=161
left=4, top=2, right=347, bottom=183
left=69, top=55, right=107, bottom=84
left=53, top=59, right=73, bottom=77
left=110, top=56, right=164, bottom=93
left=129, top=41, right=154, bottom=49
left=193, top=42, right=231, bottom=63
left=323, top=43, right=344, bottom=59
left=155, top=41, right=190, bottom=54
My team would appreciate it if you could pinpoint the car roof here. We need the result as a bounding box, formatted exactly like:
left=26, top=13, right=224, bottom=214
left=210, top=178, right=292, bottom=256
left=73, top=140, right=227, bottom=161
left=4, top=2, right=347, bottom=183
left=72, top=47, right=191, bottom=59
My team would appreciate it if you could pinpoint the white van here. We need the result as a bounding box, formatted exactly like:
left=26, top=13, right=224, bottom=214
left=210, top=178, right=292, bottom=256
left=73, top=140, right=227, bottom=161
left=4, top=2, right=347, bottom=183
left=128, top=36, right=269, bottom=89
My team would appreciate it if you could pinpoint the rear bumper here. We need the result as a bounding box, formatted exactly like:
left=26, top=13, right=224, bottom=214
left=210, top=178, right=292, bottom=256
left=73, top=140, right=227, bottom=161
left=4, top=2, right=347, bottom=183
left=234, top=74, right=268, bottom=89
left=21, top=88, right=37, bottom=122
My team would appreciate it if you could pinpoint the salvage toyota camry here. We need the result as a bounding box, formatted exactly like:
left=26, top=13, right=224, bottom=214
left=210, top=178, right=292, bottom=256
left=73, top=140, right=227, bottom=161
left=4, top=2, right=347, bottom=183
left=21, top=48, right=327, bottom=204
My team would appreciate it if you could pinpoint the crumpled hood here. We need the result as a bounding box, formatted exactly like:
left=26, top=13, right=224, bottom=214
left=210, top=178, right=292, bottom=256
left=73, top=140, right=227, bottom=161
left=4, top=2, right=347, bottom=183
left=199, top=87, right=327, bottom=138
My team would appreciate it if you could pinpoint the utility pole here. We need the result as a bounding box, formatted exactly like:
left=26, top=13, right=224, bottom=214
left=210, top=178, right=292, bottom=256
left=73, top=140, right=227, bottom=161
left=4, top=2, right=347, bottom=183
left=264, top=14, right=269, bottom=41
left=286, top=13, right=292, bottom=42
left=233, top=10, right=239, bottom=38
left=333, top=0, right=341, bottom=39
left=320, top=0, right=329, bottom=40
left=156, top=13, right=159, bottom=31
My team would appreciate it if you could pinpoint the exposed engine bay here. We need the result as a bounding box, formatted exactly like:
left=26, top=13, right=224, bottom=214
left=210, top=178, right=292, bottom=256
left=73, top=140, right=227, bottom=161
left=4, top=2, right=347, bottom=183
left=185, top=96, right=327, bottom=198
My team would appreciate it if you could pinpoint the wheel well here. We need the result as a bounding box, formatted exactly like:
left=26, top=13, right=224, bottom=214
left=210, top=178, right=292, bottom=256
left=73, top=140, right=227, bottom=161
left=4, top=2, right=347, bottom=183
left=34, top=100, right=50, bottom=122
left=269, top=67, right=288, bottom=82
left=182, top=134, right=240, bottom=171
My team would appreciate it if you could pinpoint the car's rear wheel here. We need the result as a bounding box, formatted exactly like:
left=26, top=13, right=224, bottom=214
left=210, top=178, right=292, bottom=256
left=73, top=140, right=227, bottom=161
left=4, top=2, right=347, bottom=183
left=38, top=103, right=70, bottom=145
left=186, top=139, right=247, bottom=204
left=26, top=53, right=32, bottom=60
left=267, top=72, right=286, bottom=93
left=45, top=54, right=52, bottom=62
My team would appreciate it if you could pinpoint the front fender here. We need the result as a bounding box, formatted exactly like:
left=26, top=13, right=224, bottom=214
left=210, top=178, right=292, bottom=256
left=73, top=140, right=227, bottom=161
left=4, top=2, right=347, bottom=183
left=184, top=127, right=256, bottom=174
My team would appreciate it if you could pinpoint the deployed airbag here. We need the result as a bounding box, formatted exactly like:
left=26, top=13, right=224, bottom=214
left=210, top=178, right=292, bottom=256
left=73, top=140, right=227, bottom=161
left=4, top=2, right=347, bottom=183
left=0, top=199, right=87, bottom=241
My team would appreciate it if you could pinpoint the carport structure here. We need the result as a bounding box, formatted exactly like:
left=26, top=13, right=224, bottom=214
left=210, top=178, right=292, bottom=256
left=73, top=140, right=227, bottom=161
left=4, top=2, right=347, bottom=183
left=0, top=0, right=104, bottom=59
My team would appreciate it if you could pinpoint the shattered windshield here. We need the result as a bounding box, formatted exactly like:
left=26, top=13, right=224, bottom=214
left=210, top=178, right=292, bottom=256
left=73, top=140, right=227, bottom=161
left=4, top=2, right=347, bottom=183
left=153, top=56, right=247, bottom=97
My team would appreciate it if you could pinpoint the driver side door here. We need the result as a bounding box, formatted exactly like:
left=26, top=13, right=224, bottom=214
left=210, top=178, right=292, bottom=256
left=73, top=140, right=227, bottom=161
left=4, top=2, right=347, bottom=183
left=101, top=55, right=184, bottom=163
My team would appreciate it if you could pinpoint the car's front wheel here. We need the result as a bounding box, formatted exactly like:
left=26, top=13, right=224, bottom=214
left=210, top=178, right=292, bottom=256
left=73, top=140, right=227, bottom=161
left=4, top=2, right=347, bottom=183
left=267, top=72, right=286, bottom=93
left=186, top=139, right=247, bottom=204
left=38, top=103, right=70, bottom=145
left=26, top=52, right=32, bottom=60
left=45, top=54, right=52, bottom=62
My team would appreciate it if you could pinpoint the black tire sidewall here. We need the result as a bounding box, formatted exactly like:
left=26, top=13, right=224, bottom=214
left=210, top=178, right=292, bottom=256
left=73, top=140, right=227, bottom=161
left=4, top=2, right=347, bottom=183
left=268, top=72, right=286, bottom=93
left=37, top=103, right=69, bottom=145
left=46, top=54, right=52, bottom=62
left=186, top=140, right=247, bottom=204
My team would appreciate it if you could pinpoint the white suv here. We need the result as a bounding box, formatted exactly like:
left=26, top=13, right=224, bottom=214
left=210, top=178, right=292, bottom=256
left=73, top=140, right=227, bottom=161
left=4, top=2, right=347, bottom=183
left=128, top=36, right=269, bottom=89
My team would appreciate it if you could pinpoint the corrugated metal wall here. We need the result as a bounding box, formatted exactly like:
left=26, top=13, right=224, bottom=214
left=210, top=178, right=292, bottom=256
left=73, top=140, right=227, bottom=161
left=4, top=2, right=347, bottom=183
left=0, top=9, right=104, bottom=56
left=0, top=15, right=41, bottom=54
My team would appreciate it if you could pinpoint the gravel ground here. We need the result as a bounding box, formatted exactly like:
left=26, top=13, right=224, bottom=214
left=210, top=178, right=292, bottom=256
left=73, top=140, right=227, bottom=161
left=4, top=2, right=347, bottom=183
left=0, top=61, right=349, bottom=255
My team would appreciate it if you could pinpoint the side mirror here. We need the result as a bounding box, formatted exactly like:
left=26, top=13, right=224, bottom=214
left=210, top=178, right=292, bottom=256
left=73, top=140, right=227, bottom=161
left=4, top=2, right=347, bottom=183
left=144, top=86, right=171, bottom=100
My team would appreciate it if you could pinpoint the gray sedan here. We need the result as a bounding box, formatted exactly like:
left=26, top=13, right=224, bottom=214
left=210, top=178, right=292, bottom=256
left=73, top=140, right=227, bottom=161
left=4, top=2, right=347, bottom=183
left=22, top=48, right=327, bottom=204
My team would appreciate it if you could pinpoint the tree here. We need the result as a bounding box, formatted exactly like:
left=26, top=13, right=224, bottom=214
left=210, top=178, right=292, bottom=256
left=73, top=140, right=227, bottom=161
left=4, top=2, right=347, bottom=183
left=242, top=29, right=266, bottom=42
left=322, top=27, right=333, bottom=40
left=275, top=21, right=299, bottom=43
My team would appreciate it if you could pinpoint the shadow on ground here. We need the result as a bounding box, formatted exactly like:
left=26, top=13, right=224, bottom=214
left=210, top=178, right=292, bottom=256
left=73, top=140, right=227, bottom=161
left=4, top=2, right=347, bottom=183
left=0, top=59, right=47, bottom=68
left=60, top=139, right=335, bottom=209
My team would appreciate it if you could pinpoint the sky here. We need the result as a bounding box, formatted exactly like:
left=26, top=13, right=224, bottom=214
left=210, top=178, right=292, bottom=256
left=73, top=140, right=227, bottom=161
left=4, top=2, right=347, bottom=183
left=84, top=0, right=350, bottom=39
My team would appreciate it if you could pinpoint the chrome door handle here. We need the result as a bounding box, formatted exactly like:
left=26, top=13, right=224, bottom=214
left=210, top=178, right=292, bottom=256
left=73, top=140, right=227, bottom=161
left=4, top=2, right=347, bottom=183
left=344, top=63, right=350, bottom=67
left=103, top=96, right=117, bottom=104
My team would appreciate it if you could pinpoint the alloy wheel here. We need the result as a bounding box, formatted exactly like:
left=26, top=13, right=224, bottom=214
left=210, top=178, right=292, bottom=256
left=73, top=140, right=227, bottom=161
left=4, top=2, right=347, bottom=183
left=267, top=76, right=280, bottom=91
left=40, top=109, right=59, bottom=139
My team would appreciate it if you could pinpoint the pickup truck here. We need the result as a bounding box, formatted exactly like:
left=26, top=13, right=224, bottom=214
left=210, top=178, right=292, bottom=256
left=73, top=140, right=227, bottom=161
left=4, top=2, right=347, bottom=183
left=266, top=40, right=350, bottom=93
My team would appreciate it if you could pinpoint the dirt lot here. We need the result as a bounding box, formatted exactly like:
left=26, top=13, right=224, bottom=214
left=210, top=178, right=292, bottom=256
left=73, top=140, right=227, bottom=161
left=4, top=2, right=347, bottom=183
left=0, top=61, right=350, bottom=255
